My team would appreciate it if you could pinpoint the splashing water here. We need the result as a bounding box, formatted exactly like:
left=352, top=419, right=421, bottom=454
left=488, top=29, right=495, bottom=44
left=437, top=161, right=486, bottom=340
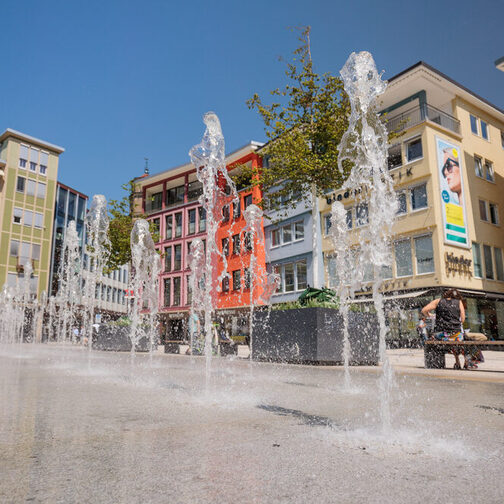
left=82, top=195, right=110, bottom=350
left=187, top=238, right=206, bottom=355
left=337, top=52, right=398, bottom=431
left=189, top=112, right=238, bottom=384
left=56, top=220, right=82, bottom=343
left=130, top=219, right=161, bottom=356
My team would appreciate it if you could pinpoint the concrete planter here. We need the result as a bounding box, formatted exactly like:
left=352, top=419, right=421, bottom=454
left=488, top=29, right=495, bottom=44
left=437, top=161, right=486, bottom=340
left=252, top=307, right=378, bottom=365
left=93, top=325, right=149, bottom=352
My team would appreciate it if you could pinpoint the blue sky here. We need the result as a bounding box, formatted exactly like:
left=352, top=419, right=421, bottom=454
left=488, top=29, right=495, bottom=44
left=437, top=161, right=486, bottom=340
left=1, top=0, right=502, bottom=203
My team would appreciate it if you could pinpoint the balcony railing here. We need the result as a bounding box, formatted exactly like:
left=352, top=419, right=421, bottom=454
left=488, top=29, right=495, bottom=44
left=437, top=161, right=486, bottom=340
left=145, top=201, right=163, bottom=214
left=384, top=104, right=460, bottom=135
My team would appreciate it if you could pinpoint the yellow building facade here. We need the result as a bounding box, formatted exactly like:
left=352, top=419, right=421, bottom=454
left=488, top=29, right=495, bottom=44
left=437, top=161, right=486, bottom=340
left=0, top=129, right=64, bottom=297
left=321, top=62, right=504, bottom=340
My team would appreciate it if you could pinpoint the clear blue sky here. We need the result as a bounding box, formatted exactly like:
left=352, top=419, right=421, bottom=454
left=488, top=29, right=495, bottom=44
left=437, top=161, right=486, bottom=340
left=1, top=0, right=502, bottom=203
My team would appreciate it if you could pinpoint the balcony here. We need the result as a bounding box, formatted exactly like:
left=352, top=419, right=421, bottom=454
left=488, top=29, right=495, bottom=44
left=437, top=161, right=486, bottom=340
left=385, top=104, right=460, bottom=136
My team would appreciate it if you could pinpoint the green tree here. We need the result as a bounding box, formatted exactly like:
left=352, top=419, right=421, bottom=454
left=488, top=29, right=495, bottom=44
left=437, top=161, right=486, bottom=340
left=246, top=26, right=352, bottom=211
left=105, top=180, right=159, bottom=272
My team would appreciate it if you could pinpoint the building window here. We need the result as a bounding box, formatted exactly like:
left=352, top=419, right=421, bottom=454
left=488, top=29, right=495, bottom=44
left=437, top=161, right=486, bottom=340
left=284, top=263, right=295, bottom=292
left=282, top=224, right=292, bottom=243
left=19, top=145, right=28, bottom=168
left=406, top=137, right=422, bottom=162
left=489, top=203, right=499, bottom=225
left=30, top=162, right=37, bottom=172
left=479, top=200, right=488, bottom=221
left=10, top=239, right=20, bottom=257
left=186, top=275, right=192, bottom=305
left=388, top=144, right=402, bottom=170
left=222, top=276, right=229, bottom=292
left=232, top=270, right=241, bottom=291
left=346, top=208, right=353, bottom=229
left=483, top=244, right=494, bottom=279
left=232, top=234, right=240, bottom=255
left=107, top=286, right=111, bottom=302
left=410, top=183, right=427, bottom=211
left=414, top=235, right=434, bottom=274
left=480, top=120, right=489, bottom=140
left=470, top=114, right=478, bottom=135
left=40, top=152, right=48, bottom=175
left=32, top=244, right=40, bottom=261
left=27, top=179, right=36, bottom=196
left=395, top=239, right=412, bottom=277
left=296, top=261, right=307, bottom=290
left=271, top=228, right=280, bottom=247
left=164, top=246, right=172, bottom=272
left=152, top=218, right=160, bottom=237
left=244, top=232, right=253, bottom=252
left=13, top=207, right=22, bottom=224
left=472, top=242, right=482, bottom=278
left=34, top=213, right=43, bottom=229
left=294, top=221, right=304, bottom=240
left=188, top=208, right=196, bottom=235
left=173, top=244, right=182, bottom=270
left=222, top=237, right=230, bottom=256
left=494, top=248, right=504, bottom=281
left=37, top=182, right=46, bottom=200
left=175, top=213, right=182, bottom=238
left=324, top=214, right=332, bottom=235
left=355, top=202, right=369, bottom=226
left=484, top=160, right=494, bottom=182
left=233, top=200, right=241, bottom=219
left=165, top=215, right=172, bottom=239
left=16, top=176, right=25, bottom=193
left=24, top=210, right=33, bottom=227
left=218, top=202, right=230, bottom=223
left=173, top=277, right=181, bottom=305
left=166, top=185, right=185, bottom=206
left=187, top=181, right=203, bottom=201
left=198, top=207, right=206, bottom=232
left=163, top=278, right=171, bottom=306
left=474, top=156, right=483, bottom=177
left=244, top=268, right=251, bottom=289
left=396, top=192, right=407, bottom=215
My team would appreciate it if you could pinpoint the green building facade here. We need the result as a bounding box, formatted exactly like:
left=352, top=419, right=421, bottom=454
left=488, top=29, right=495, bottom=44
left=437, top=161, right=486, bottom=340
left=0, top=129, right=64, bottom=298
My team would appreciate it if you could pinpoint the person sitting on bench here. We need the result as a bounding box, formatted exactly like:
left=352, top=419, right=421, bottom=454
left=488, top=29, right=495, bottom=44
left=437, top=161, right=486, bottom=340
left=421, top=289, right=465, bottom=369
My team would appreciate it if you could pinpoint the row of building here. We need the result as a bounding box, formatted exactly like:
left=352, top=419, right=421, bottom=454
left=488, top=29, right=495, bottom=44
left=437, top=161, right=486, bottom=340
left=131, top=62, right=504, bottom=343
left=0, top=130, right=128, bottom=318
left=1, top=61, right=503, bottom=342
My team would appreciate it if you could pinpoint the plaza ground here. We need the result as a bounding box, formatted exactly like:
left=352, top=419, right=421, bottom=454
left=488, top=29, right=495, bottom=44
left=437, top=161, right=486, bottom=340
left=1, top=344, right=503, bottom=503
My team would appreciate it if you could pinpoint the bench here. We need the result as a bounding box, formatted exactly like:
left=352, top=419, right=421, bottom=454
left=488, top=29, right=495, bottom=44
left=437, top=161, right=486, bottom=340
left=424, top=340, right=504, bottom=368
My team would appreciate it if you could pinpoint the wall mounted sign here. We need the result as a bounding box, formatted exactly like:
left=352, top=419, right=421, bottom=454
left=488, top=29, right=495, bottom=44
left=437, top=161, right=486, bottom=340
left=436, top=137, right=470, bottom=248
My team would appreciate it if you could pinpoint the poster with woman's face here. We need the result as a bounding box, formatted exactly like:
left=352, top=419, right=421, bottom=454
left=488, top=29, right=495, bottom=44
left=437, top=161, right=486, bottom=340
left=436, top=137, right=470, bottom=248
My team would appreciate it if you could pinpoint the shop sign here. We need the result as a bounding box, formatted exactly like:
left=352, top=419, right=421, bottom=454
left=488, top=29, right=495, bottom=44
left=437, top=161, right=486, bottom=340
left=445, top=252, right=472, bottom=275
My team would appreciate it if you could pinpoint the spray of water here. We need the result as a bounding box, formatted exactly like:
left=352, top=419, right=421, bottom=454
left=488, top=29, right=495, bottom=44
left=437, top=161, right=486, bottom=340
left=189, top=112, right=238, bottom=383
left=56, top=220, right=82, bottom=343
left=129, top=219, right=161, bottom=356
left=82, top=195, right=110, bottom=349
left=337, top=51, right=398, bottom=431
left=187, top=238, right=206, bottom=355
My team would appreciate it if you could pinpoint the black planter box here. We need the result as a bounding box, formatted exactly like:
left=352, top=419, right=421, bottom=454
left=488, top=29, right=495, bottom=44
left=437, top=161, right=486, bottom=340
left=93, top=325, right=149, bottom=352
left=252, top=307, right=378, bottom=365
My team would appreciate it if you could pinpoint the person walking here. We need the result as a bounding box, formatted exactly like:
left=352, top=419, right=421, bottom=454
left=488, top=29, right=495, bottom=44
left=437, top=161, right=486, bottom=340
left=421, top=289, right=465, bottom=369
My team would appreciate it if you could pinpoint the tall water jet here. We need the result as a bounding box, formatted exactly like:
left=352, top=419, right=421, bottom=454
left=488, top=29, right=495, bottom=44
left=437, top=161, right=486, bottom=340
left=83, top=195, right=110, bottom=349
left=189, top=112, right=238, bottom=382
left=337, top=52, right=398, bottom=430
left=56, top=220, right=82, bottom=343
left=129, top=219, right=161, bottom=355
left=187, top=238, right=206, bottom=355
left=330, top=202, right=353, bottom=390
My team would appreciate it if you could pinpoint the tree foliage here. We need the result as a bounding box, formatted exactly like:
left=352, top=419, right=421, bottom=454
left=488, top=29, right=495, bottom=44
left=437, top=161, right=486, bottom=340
left=246, top=26, right=352, bottom=211
left=105, top=180, right=159, bottom=272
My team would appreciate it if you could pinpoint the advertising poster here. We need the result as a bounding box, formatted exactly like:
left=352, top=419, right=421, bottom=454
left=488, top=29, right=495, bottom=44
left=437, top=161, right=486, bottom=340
left=436, top=137, right=470, bottom=248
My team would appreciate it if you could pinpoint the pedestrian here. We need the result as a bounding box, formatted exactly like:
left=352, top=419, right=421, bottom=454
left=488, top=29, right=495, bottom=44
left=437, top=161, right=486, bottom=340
left=417, top=315, right=428, bottom=345
left=421, top=289, right=465, bottom=369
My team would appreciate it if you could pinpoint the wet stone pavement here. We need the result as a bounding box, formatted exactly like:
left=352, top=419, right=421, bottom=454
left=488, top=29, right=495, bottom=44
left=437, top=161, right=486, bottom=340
left=1, top=344, right=503, bottom=504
